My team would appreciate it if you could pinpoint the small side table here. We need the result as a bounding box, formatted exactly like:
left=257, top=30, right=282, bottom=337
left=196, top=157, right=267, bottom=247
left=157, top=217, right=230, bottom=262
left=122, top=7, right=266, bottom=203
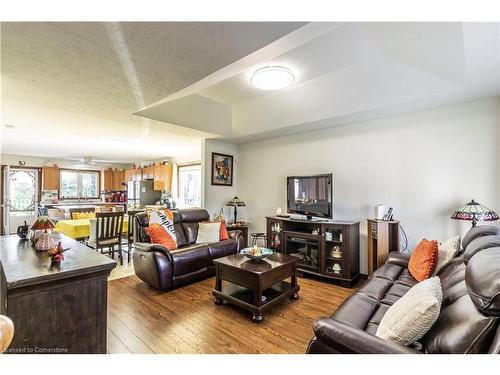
left=226, top=222, right=249, bottom=247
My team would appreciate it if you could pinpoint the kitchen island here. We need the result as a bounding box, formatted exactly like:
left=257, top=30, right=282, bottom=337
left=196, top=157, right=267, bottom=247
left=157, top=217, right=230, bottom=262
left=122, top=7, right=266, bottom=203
left=0, top=233, right=116, bottom=353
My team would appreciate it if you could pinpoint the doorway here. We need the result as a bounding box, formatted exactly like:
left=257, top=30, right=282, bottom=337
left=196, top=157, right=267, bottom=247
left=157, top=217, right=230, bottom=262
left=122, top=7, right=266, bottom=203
left=2, top=166, right=40, bottom=234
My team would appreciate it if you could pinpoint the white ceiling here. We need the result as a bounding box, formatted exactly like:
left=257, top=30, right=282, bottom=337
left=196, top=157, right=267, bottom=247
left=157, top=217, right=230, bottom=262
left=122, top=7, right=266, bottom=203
left=137, top=22, right=500, bottom=143
left=0, top=21, right=306, bottom=161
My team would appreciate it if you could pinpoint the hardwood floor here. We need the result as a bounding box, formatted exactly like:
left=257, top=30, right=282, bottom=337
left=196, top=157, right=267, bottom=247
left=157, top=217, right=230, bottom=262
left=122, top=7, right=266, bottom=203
left=107, top=275, right=356, bottom=354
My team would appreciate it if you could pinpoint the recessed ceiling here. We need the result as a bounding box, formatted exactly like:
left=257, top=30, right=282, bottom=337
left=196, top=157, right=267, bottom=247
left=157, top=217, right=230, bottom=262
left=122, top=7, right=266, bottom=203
left=0, top=21, right=307, bottom=161
left=137, top=22, right=500, bottom=144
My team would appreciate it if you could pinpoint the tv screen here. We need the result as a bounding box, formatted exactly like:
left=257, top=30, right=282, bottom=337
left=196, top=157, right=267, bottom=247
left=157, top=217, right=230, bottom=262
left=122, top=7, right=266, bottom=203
left=287, top=174, right=333, bottom=219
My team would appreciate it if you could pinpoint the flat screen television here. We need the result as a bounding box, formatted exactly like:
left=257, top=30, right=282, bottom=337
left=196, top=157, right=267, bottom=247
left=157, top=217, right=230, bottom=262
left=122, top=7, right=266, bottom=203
left=287, top=174, right=333, bottom=219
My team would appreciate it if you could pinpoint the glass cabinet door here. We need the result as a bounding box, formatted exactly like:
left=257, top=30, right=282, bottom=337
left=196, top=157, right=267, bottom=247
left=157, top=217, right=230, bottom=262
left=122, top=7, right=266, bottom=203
left=323, top=227, right=345, bottom=277
left=285, top=234, right=320, bottom=273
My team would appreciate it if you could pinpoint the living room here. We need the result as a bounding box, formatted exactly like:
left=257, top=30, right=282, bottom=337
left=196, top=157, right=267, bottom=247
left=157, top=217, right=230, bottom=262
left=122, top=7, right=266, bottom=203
left=1, top=0, right=499, bottom=373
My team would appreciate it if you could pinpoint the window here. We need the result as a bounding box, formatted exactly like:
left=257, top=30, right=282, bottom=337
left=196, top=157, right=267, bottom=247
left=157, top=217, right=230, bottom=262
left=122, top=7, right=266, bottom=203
left=177, top=163, right=201, bottom=208
left=60, top=170, right=100, bottom=199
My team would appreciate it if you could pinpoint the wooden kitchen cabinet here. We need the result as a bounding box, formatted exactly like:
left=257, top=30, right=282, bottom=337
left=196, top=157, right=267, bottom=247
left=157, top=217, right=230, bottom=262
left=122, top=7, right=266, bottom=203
left=103, top=169, right=114, bottom=191
left=132, top=168, right=142, bottom=181
left=103, top=169, right=126, bottom=191
left=153, top=163, right=173, bottom=191
left=143, top=165, right=154, bottom=180
left=124, top=169, right=133, bottom=182
left=113, top=170, right=125, bottom=191
left=42, top=166, right=60, bottom=190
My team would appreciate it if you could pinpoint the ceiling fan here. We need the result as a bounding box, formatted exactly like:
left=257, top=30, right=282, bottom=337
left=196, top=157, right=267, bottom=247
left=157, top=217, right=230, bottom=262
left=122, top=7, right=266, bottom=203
left=68, top=156, right=116, bottom=168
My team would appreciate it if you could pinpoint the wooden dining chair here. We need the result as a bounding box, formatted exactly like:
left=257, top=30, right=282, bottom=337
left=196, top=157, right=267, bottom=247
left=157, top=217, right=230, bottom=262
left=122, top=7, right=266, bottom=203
left=124, top=209, right=143, bottom=263
left=0, top=315, right=14, bottom=353
left=87, top=211, right=125, bottom=265
left=69, top=207, right=95, bottom=219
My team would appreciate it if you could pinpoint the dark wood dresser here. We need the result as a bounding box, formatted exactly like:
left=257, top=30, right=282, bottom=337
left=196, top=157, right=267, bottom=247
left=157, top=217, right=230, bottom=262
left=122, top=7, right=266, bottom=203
left=0, top=233, right=116, bottom=354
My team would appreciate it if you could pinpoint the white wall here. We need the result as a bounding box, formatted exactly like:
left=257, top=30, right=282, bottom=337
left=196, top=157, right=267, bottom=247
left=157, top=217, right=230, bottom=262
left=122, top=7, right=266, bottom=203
left=201, top=139, right=239, bottom=220
left=236, top=98, right=499, bottom=274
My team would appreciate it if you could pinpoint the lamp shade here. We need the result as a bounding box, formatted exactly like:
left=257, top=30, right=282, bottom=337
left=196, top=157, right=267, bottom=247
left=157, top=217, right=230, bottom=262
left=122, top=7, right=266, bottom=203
left=226, top=196, right=246, bottom=207
left=450, top=200, right=499, bottom=226
left=31, top=216, right=55, bottom=230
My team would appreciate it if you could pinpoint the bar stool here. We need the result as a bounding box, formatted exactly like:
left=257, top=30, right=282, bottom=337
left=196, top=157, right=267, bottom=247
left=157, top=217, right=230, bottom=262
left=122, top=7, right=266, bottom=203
left=251, top=232, right=267, bottom=247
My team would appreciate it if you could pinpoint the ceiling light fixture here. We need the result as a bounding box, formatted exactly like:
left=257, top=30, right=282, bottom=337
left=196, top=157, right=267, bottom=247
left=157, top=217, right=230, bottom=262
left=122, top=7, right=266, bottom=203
left=250, top=66, right=295, bottom=91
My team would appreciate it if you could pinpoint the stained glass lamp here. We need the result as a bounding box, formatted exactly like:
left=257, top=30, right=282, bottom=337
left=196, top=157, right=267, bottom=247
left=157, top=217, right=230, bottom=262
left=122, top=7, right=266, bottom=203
left=450, top=199, right=499, bottom=227
left=31, top=216, right=56, bottom=251
left=226, top=196, right=246, bottom=223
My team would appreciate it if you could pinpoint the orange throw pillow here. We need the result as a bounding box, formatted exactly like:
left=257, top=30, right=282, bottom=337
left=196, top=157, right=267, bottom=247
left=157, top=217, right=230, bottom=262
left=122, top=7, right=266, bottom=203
left=219, top=221, right=229, bottom=241
left=408, top=239, right=439, bottom=281
left=145, top=224, right=177, bottom=250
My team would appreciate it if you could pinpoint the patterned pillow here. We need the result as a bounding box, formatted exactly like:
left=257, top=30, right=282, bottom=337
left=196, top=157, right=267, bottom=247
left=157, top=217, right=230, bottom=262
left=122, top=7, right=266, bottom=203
left=433, top=235, right=461, bottom=275
left=408, top=239, right=439, bottom=281
left=376, top=276, right=443, bottom=346
left=147, top=209, right=177, bottom=250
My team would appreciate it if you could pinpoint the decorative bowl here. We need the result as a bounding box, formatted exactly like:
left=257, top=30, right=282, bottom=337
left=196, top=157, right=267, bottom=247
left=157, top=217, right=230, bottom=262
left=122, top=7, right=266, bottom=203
left=240, top=247, right=273, bottom=261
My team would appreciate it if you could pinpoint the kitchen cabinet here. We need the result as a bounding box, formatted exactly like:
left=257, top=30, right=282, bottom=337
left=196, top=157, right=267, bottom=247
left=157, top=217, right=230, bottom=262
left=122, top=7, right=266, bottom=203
left=42, top=166, right=60, bottom=191
left=153, top=163, right=173, bottom=191
left=143, top=165, right=154, bottom=180
left=132, top=168, right=142, bottom=181
left=103, top=169, right=126, bottom=191
left=113, top=170, right=125, bottom=191
left=124, top=169, right=132, bottom=182
left=103, top=169, right=114, bottom=191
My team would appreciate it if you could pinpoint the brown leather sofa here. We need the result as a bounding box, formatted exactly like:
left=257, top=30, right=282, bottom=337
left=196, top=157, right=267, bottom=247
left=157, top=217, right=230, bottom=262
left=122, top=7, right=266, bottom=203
left=307, top=225, right=500, bottom=354
left=133, top=208, right=244, bottom=290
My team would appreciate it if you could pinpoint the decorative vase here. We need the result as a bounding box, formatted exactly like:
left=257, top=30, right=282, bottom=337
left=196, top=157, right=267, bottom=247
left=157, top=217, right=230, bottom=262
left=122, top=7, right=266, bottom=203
left=35, top=231, right=55, bottom=251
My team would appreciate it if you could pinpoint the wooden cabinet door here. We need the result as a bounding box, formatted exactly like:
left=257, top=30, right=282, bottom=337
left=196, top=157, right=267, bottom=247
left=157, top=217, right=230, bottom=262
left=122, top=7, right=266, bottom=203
left=153, top=164, right=173, bottom=191
left=124, top=169, right=131, bottom=182
left=103, top=169, right=113, bottom=191
left=144, top=166, right=154, bottom=179
left=113, top=170, right=125, bottom=191
left=132, top=168, right=142, bottom=181
left=42, top=166, right=60, bottom=190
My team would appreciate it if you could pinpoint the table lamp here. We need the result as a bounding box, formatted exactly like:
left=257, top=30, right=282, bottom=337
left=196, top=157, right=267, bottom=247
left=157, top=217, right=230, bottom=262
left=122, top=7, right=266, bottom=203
left=31, top=216, right=56, bottom=251
left=226, top=196, right=245, bottom=224
left=450, top=199, right=499, bottom=228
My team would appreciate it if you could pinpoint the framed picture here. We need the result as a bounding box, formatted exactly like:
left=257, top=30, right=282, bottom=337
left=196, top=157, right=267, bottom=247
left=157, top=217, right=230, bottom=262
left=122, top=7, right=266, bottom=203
left=211, top=152, right=233, bottom=186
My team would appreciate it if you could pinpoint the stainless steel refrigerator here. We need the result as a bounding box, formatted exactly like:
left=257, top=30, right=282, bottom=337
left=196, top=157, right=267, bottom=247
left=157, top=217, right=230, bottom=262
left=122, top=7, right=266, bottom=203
left=127, top=180, right=161, bottom=206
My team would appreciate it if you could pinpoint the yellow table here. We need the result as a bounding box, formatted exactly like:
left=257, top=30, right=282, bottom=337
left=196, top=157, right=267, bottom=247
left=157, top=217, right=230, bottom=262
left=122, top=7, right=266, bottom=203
left=55, top=218, right=129, bottom=240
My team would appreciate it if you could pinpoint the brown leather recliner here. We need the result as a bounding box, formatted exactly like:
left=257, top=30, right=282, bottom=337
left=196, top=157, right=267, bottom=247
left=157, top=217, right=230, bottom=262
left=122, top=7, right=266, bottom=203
left=307, top=225, right=500, bottom=354
left=132, top=208, right=244, bottom=290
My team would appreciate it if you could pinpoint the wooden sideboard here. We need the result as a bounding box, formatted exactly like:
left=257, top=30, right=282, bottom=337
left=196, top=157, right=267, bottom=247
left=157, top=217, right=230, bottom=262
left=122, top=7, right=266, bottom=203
left=266, top=216, right=360, bottom=287
left=367, top=219, right=400, bottom=274
left=0, top=233, right=116, bottom=353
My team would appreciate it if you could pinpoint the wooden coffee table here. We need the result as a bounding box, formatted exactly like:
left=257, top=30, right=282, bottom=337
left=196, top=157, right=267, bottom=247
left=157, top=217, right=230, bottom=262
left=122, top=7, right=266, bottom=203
left=212, top=253, right=300, bottom=323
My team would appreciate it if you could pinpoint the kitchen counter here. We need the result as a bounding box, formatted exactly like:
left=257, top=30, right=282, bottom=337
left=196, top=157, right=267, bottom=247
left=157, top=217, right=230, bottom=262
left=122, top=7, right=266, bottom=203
left=43, top=202, right=127, bottom=209
left=0, top=233, right=116, bottom=353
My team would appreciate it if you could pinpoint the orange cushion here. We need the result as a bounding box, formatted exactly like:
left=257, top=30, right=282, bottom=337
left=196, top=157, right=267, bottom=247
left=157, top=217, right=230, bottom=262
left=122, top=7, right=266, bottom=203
left=408, top=239, right=439, bottom=281
left=145, top=224, right=177, bottom=250
left=219, top=221, right=229, bottom=241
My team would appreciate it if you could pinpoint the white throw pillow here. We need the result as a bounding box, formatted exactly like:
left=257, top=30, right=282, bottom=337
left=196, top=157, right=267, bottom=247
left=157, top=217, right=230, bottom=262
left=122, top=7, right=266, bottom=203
left=376, top=276, right=442, bottom=346
left=433, top=235, right=461, bottom=275
left=196, top=222, right=221, bottom=244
